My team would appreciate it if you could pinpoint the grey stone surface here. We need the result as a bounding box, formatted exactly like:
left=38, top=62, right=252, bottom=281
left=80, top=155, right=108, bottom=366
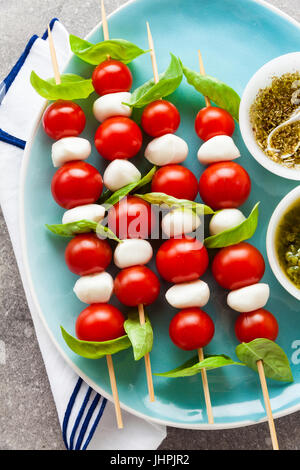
left=0, top=0, right=300, bottom=451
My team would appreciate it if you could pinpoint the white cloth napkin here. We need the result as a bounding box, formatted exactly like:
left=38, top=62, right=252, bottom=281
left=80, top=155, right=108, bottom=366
left=0, top=19, right=166, bottom=450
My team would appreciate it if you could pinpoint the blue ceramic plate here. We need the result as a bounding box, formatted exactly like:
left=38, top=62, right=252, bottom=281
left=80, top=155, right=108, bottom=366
left=20, top=0, right=300, bottom=429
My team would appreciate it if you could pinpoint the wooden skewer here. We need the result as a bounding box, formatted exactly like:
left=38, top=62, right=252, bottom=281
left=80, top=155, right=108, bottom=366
left=106, top=354, right=123, bottom=429
left=197, top=49, right=210, bottom=107
left=47, top=26, right=61, bottom=85
left=138, top=304, right=155, bottom=402
left=146, top=22, right=159, bottom=85
left=198, top=348, right=214, bottom=424
left=101, top=0, right=110, bottom=41
left=257, top=359, right=279, bottom=450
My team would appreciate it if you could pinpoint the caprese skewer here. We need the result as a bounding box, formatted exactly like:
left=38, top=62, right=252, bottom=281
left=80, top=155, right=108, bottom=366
left=47, top=24, right=125, bottom=428
left=212, top=242, right=279, bottom=449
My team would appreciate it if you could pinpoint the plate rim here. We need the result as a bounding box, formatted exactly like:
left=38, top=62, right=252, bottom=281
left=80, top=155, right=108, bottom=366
left=19, top=0, right=300, bottom=430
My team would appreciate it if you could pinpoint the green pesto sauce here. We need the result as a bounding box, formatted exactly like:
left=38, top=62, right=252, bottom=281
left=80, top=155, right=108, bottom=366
left=276, top=199, right=300, bottom=288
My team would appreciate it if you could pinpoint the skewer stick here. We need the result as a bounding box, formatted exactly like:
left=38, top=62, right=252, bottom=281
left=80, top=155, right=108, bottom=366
left=101, top=0, right=110, bottom=41
left=106, top=354, right=124, bottom=429
left=257, top=359, right=279, bottom=450
left=146, top=22, right=159, bottom=84
left=47, top=26, right=61, bottom=85
left=138, top=304, right=155, bottom=402
left=198, top=348, right=214, bottom=424
left=197, top=50, right=211, bottom=107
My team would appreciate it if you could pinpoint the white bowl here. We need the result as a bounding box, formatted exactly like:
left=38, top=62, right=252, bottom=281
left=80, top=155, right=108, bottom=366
left=266, top=185, right=300, bottom=300
left=239, top=52, right=300, bottom=181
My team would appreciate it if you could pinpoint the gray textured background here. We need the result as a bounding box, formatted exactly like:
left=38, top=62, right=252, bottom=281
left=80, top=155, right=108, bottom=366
left=0, top=0, right=300, bottom=451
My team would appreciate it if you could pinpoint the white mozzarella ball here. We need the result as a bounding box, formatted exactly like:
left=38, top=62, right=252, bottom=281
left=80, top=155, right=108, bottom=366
left=103, top=160, right=141, bottom=192
left=166, top=280, right=210, bottom=309
left=209, top=209, right=246, bottom=236
left=73, top=272, right=114, bottom=304
left=162, top=209, right=201, bottom=238
left=197, top=135, right=240, bottom=165
left=227, top=283, right=270, bottom=313
left=114, top=239, right=153, bottom=268
left=93, top=92, right=132, bottom=122
left=62, top=204, right=105, bottom=225
left=52, top=137, right=91, bottom=167
left=145, top=134, right=188, bottom=166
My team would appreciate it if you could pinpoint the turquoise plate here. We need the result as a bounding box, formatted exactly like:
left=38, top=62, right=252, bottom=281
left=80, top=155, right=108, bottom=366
left=21, top=0, right=300, bottom=429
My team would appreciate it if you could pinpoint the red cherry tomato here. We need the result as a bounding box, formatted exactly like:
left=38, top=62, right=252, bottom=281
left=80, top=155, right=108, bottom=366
left=95, top=117, right=142, bottom=160
left=156, top=237, right=209, bottom=283
left=169, top=308, right=215, bottom=351
left=195, top=106, right=235, bottom=141
left=151, top=165, right=198, bottom=201
left=76, top=303, right=125, bottom=342
left=65, top=234, right=112, bottom=276
left=114, top=266, right=160, bottom=307
left=199, top=162, right=251, bottom=210
left=92, top=59, right=133, bottom=96
left=42, top=100, right=86, bottom=140
left=212, top=242, right=265, bottom=290
left=141, top=100, right=180, bottom=137
left=51, top=161, right=103, bottom=209
left=235, top=309, right=279, bottom=343
left=108, top=196, right=155, bottom=239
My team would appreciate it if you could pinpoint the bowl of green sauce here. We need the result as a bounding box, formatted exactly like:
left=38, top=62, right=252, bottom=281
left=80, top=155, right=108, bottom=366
left=240, top=52, right=300, bottom=180
left=267, top=185, right=300, bottom=300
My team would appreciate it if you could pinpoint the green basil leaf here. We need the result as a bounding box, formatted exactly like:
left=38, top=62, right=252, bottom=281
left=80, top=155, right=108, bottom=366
left=181, top=62, right=241, bottom=121
left=236, top=338, right=294, bottom=382
left=46, top=219, right=98, bottom=236
left=104, top=166, right=156, bottom=207
left=95, top=223, right=122, bottom=243
left=70, top=35, right=147, bottom=65
left=204, top=202, right=260, bottom=249
left=46, top=219, right=122, bottom=242
left=134, top=192, right=214, bottom=215
left=61, top=327, right=131, bottom=359
left=155, top=354, right=244, bottom=378
left=30, top=71, right=94, bottom=100
left=128, top=54, right=183, bottom=108
left=124, top=310, right=153, bottom=361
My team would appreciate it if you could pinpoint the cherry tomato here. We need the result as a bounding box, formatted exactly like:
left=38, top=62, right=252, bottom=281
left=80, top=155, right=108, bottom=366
left=95, top=117, right=142, bottom=160
left=65, top=234, right=112, bottom=276
left=76, top=303, right=125, bottom=342
left=51, top=161, right=103, bottom=209
left=108, top=196, right=155, bottom=239
left=195, top=106, right=235, bottom=141
left=114, top=266, right=160, bottom=306
left=156, top=237, right=209, bottom=283
left=92, top=59, right=133, bottom=96
left=235, top=309, right=279, bottom=343
left=212, top=242, right=265, bottom=290
left=199, top=162, right=251, bottom=210
left=151, top=165, right=198, bottom=201
left=141, top=100, right=180, bottom=137
left=42, top=100, right=86, bottom=140
left=169, top=308, right=215, bottom=351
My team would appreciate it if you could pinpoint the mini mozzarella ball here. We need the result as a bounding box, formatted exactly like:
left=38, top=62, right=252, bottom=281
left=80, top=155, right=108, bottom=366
left=114, top=239, right=153, bottom=268
left=73, top=271, right=114, bottom=304
left=166, top=279, right=210, bottom=309
left=62, top=204, right=105, bottom=225
left=93, top=92, right=132, bottom=123
left=103, top=159, right=141, bottom=192
left=162, top=209, right=201, bottom=238
left=145, top=134, right=188, bottom=166
left=51, top=137, right=91, bottom=167
left=227, top=283, right=270, bottom=313
left=209, top=209, right=246, bottom=236
left=197, top=135, right=240, bottom=165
